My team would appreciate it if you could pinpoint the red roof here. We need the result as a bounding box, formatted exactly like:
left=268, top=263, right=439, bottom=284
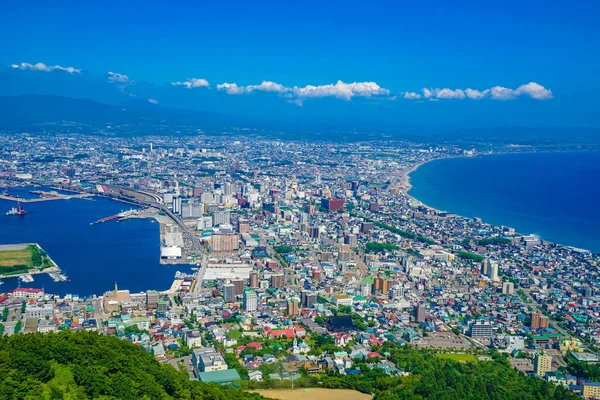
left=9, top=288, right=43, bottom=293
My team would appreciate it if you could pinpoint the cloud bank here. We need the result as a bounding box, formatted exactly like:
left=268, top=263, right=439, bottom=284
left=11, top=62, right=81, bottom=74
left=9, top=61, right=553, bottom=105
left=414, top=82, right=552, bottom=101
left=216, top=80, right=390, bottom=103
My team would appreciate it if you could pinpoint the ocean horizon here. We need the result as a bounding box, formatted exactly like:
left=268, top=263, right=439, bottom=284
left=409, top=151, right=600, bottom=253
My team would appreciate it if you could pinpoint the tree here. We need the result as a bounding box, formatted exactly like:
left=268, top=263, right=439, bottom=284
left=14, top=321, right=22, bottom=334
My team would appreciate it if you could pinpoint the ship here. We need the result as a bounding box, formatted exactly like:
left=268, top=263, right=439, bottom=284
left=6, top=201, right=26, bottom=216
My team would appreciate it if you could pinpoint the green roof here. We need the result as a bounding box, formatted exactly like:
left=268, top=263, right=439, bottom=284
left=198, top=369, right=241, bottom=383
left=362, top=275, right=375, bottom=284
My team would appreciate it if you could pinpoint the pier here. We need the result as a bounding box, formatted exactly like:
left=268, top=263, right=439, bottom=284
left=90, top=209, right=138, bottom=225
left=0, top=192, right=94, bottom=203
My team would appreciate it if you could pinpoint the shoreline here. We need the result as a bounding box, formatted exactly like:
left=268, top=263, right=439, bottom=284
left=402, top=150, right=600, bottom=254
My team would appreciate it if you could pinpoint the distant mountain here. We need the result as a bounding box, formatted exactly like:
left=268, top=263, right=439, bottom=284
left=0, top=94, right=246, bottom=133
left=0, top=95, right=599, bottom=144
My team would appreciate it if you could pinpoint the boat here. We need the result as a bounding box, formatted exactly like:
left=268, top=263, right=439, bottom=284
left=49, top=271, right=69, bottom=283
left=6, top=201, right=26, bottom=216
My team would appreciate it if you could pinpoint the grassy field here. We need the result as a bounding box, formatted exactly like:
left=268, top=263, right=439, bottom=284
left=436, top=353, right=477, bottom=362
left=0, top=244, right=50, bottom=275
left=252, top=389, right=372, bottom=400
left=0, top=248, right=34, bottom=268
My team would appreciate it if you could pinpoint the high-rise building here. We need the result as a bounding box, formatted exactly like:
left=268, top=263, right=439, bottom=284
left=502, top=281, right=515, bottom=295
left=414, top=304, right=426, bottom=323
left=243, top=289, right=258, bottom=312
left=287, top=299, right=299, bottom=316
left=305, top=292, right=317, bottom=308
left=469, top=322, right=494, bottom=338
left=223, top=283, right=236, bottom=303
left=482, top=259, right=499, bottom=280
left=530, top=311, right=550, bottom=330
left=212, top=211, right=231, bottom=226
left=271, top=274, right=285, bottom=288
left=181, top=201, right=204, bottom=219
left=389, top=284, right=404, bottom=300
left=146, top=290, right=159, bottom=309
left=223, top=183, right=236, bottom=195
left=238, top=219, right=250, bottom=234
left=309, top=226, right=320, bottom=239
left=534, top=353, right=553, bottom=377
left=299, top=213, right=309, bottom=224
left=197, top=216, right=213, bottom=230
left=172, top=196, right=182, bottom=214
left=249, top=272, right=259, bottom=288
left=374, top=277, right=390, bottom=295
left=232, top=279, right=244, bottom=296
left=321, top=198, right=344, bottom=211
left=345, top=234, right=357, bottom=247
left=360, top=222, right=374, bottom=233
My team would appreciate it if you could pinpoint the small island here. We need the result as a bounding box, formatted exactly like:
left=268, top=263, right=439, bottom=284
left=0, top=243, right=57, bottom=277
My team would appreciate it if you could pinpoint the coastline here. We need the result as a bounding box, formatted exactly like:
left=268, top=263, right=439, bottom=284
left=402, top=150, right=600, bottom=253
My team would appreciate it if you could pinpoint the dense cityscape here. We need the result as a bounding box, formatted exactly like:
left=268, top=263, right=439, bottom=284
left=0, top=132, right=599, bottom=398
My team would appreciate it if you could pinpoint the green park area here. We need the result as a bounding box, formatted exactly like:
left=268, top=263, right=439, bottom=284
left=436, top=353, right=477, bottom=362
left=0, top=244, right=53, bottom=275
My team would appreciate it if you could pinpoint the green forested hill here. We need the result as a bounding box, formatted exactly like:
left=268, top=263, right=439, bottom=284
left=0, top=331, right=581, bottom=400
left=0, top=331, right=264, bottom=400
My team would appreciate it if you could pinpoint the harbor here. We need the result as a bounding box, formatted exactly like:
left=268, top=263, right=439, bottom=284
left=0, top=190, right=195, bottom=296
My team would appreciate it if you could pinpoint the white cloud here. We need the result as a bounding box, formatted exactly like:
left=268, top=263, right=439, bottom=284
left=403, top=92, right=421, bottom=100
left=292, top=81, right=390, bottom=100
left=11, top=62, right=81, bottom=74
left=420, top=88, right=465, bottom=100
left=246, top=81, right=289, bottom=94
left=465, top=88, right=489, bottom=100
left=490, top=86, right=516, bottom=100
left=148, top=98, right=159, bottom=104
left=216, top=82, right=246, bottom=95
left=171, top=78, right=210, bottom=89
left=108, top=71, right=132, bottom=84
left=405, top=82, right=552, bottom=101
left=216, top=79, right=389, bottom=103
left=515, top=82, right=553, bottom=100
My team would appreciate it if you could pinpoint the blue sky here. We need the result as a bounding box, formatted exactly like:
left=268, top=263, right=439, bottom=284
left=1, top=0, right=599, bottom=127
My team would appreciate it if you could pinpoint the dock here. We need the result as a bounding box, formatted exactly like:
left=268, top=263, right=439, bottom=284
left=90, top=209, right=138, bottom=225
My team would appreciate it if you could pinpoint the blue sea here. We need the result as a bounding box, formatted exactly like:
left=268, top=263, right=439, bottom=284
left=409, top=151, right=600, bottom=253
left=0, top=187, right=192, bottom=297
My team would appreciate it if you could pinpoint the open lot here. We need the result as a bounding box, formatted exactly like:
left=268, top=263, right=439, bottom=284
left=252, top=389, right=372, bottom=400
